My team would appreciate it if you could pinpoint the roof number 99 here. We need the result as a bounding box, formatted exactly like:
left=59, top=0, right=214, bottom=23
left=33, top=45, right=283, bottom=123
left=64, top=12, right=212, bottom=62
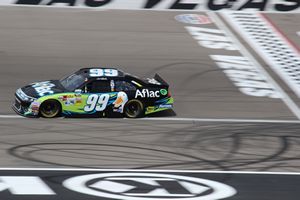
left=90, top=69, right=118, bottom=77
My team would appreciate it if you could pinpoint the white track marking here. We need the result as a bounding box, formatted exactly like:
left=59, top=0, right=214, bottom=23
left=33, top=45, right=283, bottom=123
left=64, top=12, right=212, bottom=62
left=0, top=168, right=299, bottom=175
left=208, top=12, right=300, bottom=120
left=141, top=117, right=300, bottom=124
left=0, top=115, right=24, bottom=118
left=1, top=114, right=299, bottom=123
left=223, top=12, right=300, bottom=97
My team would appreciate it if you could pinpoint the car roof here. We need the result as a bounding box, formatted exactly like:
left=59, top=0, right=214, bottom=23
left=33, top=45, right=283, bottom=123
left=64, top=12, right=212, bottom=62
left=77, top=68, right=147, bottom=86
left=78, top=68, right=125, bottom=78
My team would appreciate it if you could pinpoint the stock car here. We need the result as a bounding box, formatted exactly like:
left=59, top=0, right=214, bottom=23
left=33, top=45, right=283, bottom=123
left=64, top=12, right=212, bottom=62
left=12, top=68, right=174, bottom=118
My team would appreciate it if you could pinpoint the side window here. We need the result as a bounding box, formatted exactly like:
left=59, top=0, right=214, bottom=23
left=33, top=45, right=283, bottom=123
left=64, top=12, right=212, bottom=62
left=86, top=80, right=111, bottom=93
left=115, top=80, right=136, bottom=92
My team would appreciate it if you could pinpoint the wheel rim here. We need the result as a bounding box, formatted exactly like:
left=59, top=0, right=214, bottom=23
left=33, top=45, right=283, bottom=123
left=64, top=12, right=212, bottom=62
left=41, top=101, right=59, bottom=118
left=126, top=101, right=142, bottom=118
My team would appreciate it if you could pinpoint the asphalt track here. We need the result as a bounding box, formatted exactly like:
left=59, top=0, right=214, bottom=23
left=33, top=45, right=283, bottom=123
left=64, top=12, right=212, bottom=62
left=0, top=6, right=300, bottom=174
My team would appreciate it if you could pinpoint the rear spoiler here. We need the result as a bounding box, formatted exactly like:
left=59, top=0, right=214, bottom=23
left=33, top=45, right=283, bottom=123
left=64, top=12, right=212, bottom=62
left=154, top=74, right=169, bottom=87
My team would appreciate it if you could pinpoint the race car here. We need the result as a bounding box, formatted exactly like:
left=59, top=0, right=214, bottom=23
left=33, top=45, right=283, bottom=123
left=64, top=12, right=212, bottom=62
left=12, top=68, right=174, bottom=118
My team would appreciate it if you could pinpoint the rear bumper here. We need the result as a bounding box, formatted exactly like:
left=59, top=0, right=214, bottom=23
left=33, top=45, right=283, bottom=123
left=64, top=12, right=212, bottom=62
left=145, top=97, right=174, bottom=115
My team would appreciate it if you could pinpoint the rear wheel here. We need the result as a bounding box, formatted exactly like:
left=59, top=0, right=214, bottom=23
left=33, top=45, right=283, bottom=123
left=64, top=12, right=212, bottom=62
left=124, top=99, right=144, bottom=118
left=39, top=100, right=61, bottom=118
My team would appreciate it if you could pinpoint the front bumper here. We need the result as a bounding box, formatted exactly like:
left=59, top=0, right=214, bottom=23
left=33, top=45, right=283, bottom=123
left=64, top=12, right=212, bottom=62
left=12, top=103, right=26, bottom=117
left=12, top=95, right=38, bottom=118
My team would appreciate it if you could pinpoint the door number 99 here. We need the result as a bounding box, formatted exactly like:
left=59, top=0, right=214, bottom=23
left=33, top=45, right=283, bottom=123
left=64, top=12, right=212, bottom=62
left=84, top=94, right=110, bottom=112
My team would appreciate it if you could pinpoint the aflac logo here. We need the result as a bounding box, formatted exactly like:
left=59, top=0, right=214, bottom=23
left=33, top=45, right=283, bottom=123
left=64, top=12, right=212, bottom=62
left=63, top=172, right=237, bottom=200
left=135, top=89, right=160, bottom=98
left=32, top=81, right=55, bottom=96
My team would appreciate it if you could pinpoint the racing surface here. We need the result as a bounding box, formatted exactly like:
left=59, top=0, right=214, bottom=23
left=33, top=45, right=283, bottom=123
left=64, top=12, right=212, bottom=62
left=0, top=6, right=300, bottom=174
left=1, top=118, right=300, bottom=172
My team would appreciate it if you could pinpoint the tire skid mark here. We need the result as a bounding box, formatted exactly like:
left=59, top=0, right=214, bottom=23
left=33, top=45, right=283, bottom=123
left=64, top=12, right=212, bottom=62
left=6, top=122, right=300, bottom=171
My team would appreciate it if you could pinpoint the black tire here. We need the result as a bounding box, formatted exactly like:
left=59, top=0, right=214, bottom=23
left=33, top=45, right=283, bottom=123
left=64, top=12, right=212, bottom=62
left=124, top=99, right=144, bottom=118
left=39, top=100, right=61, bottom=118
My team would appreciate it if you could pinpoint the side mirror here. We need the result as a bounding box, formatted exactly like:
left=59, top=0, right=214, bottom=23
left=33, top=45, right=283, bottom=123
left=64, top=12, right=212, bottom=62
left=74, top=89, right=82, bottom=94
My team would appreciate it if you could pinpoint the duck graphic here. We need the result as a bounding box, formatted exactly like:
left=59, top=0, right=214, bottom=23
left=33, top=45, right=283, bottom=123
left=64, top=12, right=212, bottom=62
left=113, top=91, right=128, bottom=113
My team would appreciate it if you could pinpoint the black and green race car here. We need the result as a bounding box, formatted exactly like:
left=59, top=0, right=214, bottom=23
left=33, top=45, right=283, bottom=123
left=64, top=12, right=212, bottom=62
left=12, top=68, right=174, bottom=118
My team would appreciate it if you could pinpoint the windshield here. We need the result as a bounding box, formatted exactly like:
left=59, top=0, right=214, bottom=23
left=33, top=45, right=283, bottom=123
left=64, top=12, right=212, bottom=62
left=60, top=73, right=86, bottom=91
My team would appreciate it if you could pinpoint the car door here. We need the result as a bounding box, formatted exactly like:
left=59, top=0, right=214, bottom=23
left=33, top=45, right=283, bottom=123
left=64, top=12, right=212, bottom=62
left=82, top=79, right=114, bottom=114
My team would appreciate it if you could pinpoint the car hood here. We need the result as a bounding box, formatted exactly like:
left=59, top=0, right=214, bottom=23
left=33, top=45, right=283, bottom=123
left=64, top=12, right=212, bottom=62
left=21, top=80, right=67, bottom=98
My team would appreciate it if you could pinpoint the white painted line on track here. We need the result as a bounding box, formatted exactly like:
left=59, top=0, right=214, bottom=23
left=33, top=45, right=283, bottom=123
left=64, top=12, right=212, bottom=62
left=260, top=13, right=300, bottom=55
left=0, top=167, right=300, bottom=175
left=1, top=114, right=299, bottom=123
left=208, top=12, right=300, bottom=120
left=0, top=115, right=24, bottom=118
left=223, top=12, right=300, bottom=98
left=141, top=117, right=300, bottom=124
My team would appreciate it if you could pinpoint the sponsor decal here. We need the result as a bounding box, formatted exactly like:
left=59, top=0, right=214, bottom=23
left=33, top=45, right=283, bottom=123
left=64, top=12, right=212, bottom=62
left=3, top=0, right=299, bottom=11
left=63, top=173, right=237, bottom=199
left=147, top=78, right=161, bottom=85
left=59, top=94, right=82, bottom=106
left=146, top=106, right=155, bottom=112
left=75, top=93, right=83, bottom=105
left=135, top=89, right=160, bottom=98
left=110, top=80, right=115, bottom=91
left=175, top=14, right=212, bottom=25
left=160, top=89, right=168, bottom=95
left=29, top=101, right=40, bottom=113
left=31, top=81, right=55, bottom=96
left=113, top=91, right=128, bottom=113
left=159, top=104, right=172, bottom=108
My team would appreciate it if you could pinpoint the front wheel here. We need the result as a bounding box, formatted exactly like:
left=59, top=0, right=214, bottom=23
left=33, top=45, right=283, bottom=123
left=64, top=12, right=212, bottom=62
left=124, top=99, right=144, bottom=118
left=39, top=100, right=61, bottom=118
